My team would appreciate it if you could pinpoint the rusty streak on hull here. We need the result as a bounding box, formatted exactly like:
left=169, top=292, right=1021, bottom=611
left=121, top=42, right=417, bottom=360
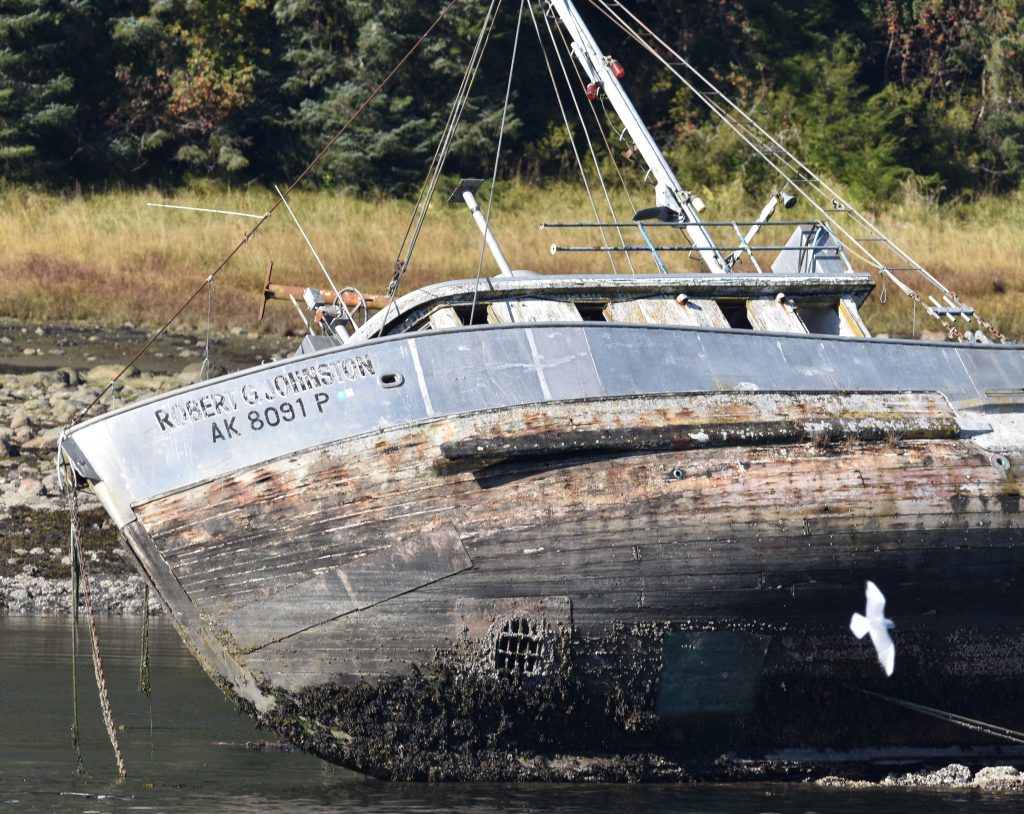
left=108, top=390, right=1024, bottom=779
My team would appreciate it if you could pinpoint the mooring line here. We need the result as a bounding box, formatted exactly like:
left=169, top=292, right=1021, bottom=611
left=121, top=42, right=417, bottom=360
left=69, top=487, right=127, bottom=779
left=69, top=506, right=84, bottom=775
left=851, top=685, right=1024, bottom=745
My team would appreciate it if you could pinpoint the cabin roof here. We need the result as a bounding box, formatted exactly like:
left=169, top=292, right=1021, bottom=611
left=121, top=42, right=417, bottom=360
left=354, top=272, right=876, bottom=340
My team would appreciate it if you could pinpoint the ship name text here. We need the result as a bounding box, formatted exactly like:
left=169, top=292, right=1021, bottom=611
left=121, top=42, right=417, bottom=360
left=152, top=354, right=376, bottom=436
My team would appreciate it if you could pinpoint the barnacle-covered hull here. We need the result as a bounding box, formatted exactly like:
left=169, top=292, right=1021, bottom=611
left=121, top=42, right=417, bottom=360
left=61, top=321, right=1024, bottom=779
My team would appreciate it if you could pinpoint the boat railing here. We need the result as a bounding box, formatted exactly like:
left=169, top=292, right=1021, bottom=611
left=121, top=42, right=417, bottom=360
left=542, top=219, right=854, bottom=276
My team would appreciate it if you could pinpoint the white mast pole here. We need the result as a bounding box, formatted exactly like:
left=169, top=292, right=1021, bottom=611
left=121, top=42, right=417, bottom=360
left=546, top=0, right=729, bottom=274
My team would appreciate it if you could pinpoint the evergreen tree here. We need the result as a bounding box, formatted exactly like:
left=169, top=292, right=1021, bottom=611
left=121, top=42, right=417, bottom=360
left=283, top=0, right=525, bottom=194
left=0, top=0, right=117, bottom=184
left=0, top=0, right=1020, bottom=198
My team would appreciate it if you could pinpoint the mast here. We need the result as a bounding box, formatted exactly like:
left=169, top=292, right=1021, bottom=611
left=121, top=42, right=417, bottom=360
left=546, top=0, right=729, bottom=274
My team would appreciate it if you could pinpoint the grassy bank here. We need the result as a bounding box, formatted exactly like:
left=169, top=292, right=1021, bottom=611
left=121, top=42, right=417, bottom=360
left=0, top=183, right=1021, bottom=340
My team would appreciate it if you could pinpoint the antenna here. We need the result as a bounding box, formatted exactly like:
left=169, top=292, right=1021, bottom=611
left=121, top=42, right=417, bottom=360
left=146, top=202, right=268, bottom=219
left=273, top=186, right=342, bottom=300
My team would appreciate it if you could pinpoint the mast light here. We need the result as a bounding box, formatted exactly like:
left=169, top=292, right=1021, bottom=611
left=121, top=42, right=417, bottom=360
left=610, top=60, right=625, bottom=79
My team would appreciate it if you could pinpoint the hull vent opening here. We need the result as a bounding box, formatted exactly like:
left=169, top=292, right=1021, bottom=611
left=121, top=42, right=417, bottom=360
left=494, top=616, right=547, bottom=676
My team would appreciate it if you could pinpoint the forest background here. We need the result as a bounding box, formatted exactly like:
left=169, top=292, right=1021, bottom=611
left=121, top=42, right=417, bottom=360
left=0, top=0, right=1022, bottom=335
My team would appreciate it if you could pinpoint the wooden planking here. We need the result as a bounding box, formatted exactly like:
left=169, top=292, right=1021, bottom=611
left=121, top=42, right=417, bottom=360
left=242, top=522, right=1024, bottom=690
left=139, top=391, right=959, bottom=585
left=119, top=522, right=275, bottom=711
left=137, top=391, right=992, bottom=605
left=746, top=297, right=808, bottom=333
left=132, top=389, right=1023, bottom=687
left=487, top=299, right=583, bottom=324
left=603, top=297, right=729, bottom=329
left=222, top=521, right=472, bottom=652
left=244, top=594, right=575, bottom=691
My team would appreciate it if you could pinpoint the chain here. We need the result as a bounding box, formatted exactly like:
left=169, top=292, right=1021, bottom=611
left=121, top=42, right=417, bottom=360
left=69, top=487, right=127, bottom=779
left=974, top=312, right=1008, bottom=344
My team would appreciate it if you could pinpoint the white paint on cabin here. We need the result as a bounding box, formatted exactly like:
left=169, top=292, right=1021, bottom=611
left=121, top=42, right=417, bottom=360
left=603, top=297, right=730, bottom=329
left=838, top=296, right=870, bottom=337
left=487, top=300, right=583, bottom=324
left=428, top=306, right=464, bottom=330
left=746, top=298, right=809, bottom=334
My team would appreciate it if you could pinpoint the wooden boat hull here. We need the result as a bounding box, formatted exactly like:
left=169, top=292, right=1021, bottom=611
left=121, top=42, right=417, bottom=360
left=118, top=390, right=1023, bottom=779
left=62, top=324, right=1024, bottom=779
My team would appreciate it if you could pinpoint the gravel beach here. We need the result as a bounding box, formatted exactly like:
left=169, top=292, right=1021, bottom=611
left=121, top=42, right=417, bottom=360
left=0, top=318, right=293, bottom=615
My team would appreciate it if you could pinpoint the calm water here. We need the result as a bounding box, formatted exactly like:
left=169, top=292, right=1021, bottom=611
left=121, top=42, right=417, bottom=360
left=1, top=616, right=1020, bottom=813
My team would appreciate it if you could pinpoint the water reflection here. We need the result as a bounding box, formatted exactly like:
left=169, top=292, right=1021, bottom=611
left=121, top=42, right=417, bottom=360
left=0, top=617, right=1017, bottom=813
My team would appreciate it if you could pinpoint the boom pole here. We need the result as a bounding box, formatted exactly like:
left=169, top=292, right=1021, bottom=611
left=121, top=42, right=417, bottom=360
left=546, top=0, right=729, bottom=273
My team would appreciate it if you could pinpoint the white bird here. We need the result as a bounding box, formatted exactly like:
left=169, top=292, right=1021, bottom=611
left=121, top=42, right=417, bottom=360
left=849, top=580, right=895, bottom=676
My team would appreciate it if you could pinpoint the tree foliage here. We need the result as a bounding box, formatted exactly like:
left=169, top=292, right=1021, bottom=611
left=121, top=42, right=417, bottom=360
left=0, top=0, right=1021, bottom=201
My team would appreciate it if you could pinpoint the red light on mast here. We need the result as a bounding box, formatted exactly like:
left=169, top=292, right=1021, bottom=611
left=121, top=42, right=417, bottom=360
left=585, top=82, right=600, bottom=101
left=610, top=60, right=625, bottom=79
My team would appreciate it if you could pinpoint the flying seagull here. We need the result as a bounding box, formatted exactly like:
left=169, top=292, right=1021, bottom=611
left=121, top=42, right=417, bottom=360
left=850, top=580, right=895, bottom=676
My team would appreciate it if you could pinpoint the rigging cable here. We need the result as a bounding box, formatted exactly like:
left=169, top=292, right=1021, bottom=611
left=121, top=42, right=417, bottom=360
left=586, top=0, right=996, bottom=340
left=528, top=1, right=617, bottom=274
left=377, top=0, right=504, bottom=334
left=595, top=94, right=642, bottom=268
left=541, top=6, right=621, bottom=273
left=468, top=0, right=527, bottom=324
left=592, top=0, right=972, bottom=328
left=395, top=0, right=503, bottom=268
left=585, top=0, right=873, bottom=260
left=549, top=15, right=638, bottom=273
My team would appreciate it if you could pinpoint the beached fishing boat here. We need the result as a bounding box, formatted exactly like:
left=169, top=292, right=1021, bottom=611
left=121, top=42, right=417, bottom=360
left=59, top=0, right=1024, bottom=780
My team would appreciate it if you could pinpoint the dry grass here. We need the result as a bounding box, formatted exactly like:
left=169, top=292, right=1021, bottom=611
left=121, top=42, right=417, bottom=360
left=0, top=181, right=636, bottom=335
left=0, top=182, right=1021, bottom=340
left=862, top=192, right=1024, bottom=339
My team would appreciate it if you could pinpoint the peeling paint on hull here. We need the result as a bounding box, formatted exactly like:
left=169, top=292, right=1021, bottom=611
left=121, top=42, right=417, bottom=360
left=83, top=387, right=1024, bottom=780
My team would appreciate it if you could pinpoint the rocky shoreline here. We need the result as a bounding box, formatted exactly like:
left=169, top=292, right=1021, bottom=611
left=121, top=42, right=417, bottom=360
left=0, top=318, right=293, bottom=615
left=0, top=365, right=154, bottom=614
left=816, top=763, right=1024, bottom=791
